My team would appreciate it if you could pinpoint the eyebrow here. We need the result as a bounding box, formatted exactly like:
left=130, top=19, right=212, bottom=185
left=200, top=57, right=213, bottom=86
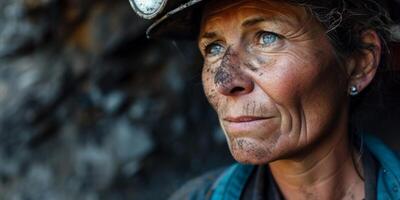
left=242, top=17, right=268, bottom=27
left=200, top=32, right=219, bottom=39
left=241, top=16, right=291, bottom=28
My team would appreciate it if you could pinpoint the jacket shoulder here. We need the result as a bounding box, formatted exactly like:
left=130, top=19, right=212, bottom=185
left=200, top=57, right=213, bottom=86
left=168, top=168, right=225, bottom=200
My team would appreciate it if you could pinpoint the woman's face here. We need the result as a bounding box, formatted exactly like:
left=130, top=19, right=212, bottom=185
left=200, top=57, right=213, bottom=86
left=198, top=0, right=351, bottom=164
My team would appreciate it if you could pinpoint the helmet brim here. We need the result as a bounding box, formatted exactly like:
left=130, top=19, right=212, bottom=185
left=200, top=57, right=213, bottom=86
left=146, top=0, right=206, bottom=40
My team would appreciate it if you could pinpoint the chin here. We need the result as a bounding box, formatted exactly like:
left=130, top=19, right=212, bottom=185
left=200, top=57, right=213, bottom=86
left=228, top=136, right=280, bottom=165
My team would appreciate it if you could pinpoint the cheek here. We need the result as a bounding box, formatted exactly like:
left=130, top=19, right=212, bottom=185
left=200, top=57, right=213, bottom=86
left=202, top=63, right=220, bottom=109
left=254, top=46, right=335, bottom=107
left=256, top=59, right=305, bottom=105
left=258, top=48, right=347, bottom=142
left=254, top=50, right=336, bottom=131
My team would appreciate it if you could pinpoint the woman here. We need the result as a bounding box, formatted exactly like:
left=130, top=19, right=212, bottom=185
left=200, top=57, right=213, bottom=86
left=130, top=0, right=400, bottom=199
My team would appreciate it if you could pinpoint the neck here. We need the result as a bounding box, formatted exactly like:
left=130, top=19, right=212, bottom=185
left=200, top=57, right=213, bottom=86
left=269, top=120, right=364, bottom=199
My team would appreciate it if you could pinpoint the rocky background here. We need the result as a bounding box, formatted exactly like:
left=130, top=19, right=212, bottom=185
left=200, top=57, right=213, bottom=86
left=0, top=0, right=399, bottom=200
left=0, top=0, right=233, bottom=199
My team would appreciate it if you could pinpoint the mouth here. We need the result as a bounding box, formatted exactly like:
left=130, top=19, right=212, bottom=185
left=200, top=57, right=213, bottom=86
left=224, top=116, right=272, bottom=123
left=222, top=116, right=277, bottom=136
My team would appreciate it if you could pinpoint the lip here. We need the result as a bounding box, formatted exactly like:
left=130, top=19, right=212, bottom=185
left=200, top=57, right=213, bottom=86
left=222, top=116, right=277, bottom=135
left=223, top=116, right=272, bottom=123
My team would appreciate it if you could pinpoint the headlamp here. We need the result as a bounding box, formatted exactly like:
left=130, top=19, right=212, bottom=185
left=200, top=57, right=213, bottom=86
left=129, top=0, right=168, bottom=19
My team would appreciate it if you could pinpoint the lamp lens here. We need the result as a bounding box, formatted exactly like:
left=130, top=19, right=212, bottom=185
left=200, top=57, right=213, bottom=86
left=132, top=0, right=166, bottom=15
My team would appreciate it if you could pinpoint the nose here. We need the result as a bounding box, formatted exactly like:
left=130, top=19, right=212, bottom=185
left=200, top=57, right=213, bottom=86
left=214, top=66, right=254, bottom=96
left=213, top=48, right=254, bottom=96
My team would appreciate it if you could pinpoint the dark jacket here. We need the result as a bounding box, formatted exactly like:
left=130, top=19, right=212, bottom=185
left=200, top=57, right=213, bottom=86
left=169, top=134, right=400, bottom=200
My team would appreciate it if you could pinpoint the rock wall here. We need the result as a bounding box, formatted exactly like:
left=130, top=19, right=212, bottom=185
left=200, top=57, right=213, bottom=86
left=0, top=0, right=232, bottom=199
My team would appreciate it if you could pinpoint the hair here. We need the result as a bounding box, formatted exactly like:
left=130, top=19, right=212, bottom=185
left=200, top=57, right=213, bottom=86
left=288, top=0, right=395, bottom=66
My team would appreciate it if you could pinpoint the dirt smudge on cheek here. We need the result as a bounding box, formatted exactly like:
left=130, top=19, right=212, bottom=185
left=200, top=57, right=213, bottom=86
left=203, top=62, right=229, bottom=114
left=243, top=62, right=258, bottom=72
left=203, top=63, right=218, bottom=106
left=242, top=53, right=277, bottom=75
left=205, top=89, right=219, bottom=109
left=256, top=56, right=267, bottom=65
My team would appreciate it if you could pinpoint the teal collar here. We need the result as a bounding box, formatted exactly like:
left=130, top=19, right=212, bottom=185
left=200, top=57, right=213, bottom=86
left=363, top=134, right=400, bottom=199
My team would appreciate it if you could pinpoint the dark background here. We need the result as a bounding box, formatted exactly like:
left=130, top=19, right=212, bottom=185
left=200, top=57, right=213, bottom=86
left=0, top=0, right=399, bottom=199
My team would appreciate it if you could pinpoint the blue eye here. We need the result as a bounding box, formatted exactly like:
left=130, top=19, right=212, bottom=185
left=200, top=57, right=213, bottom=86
left=259, top=32, right=279, bottom=46
left=205, top=43, right=224, bottom=56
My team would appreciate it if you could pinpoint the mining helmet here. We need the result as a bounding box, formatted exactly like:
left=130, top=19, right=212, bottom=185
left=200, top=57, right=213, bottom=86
left=129, top=0, right=205, bottom=39
left=129, top=0, right=400, bottom=40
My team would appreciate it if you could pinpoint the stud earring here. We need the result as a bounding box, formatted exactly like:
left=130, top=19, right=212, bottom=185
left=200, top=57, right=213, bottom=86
left=349, top=85, right=359, bottom=96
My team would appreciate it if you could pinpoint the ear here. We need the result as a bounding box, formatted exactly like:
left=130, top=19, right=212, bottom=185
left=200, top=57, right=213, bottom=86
left=346, top=30, right=382, bottom=94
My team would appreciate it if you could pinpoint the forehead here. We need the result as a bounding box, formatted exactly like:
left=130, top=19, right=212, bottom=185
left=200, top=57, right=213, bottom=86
left=201, top=0, right=309, bottom=32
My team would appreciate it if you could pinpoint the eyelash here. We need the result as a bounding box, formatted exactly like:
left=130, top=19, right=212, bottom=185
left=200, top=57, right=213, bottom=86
left=201, top=31, right=283, bottom=57
left=203, top=41, right=224, bottom=57
left=255, top=31, right=282, bottom=47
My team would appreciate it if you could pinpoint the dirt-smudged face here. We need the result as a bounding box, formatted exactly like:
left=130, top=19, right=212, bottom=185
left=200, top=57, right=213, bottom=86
left=198, top=0, right=350, bottom=164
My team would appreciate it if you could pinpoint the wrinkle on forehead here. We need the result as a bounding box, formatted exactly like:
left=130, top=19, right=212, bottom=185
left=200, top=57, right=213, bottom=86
left=203, top=0, right=250, bottom=16
left=202, top=0, right=306, bottom=21
left=200, top=0, right=310, bottom=36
